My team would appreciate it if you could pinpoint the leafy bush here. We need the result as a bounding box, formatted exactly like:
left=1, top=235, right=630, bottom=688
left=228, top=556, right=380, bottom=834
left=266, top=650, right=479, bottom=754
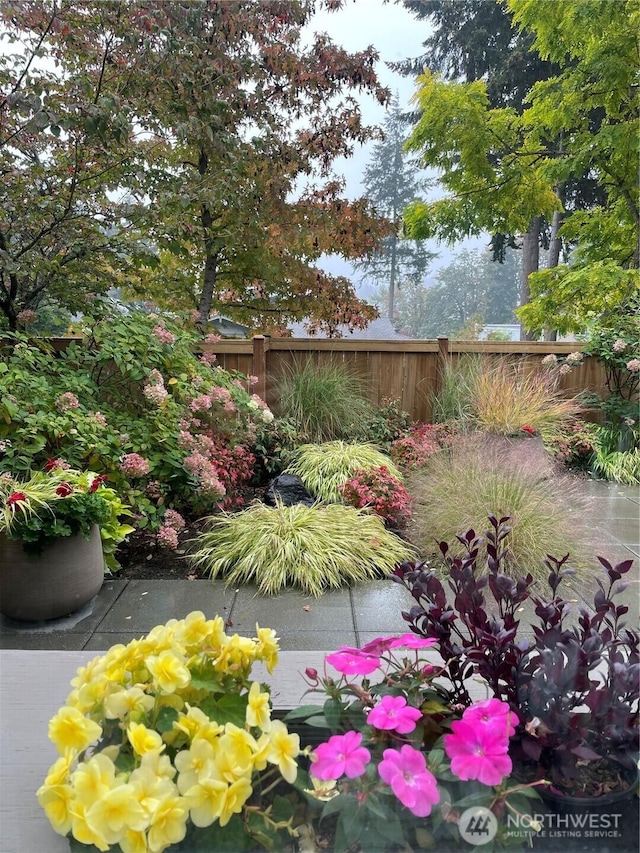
left=354, top=397, right=413, bottom=451
left=591, top=424, right=640, bottom=485
left=339, top=466, right=412, bottom=528
left=190, top=502, right=414, bottom=596
left=543, top=417, right=599, bottom=471
left=390, top=422, right=453, bottom=470
left=273, top=358, right=375, bottom=443
left=285, top=441, right=403, bottom=504
left=406, top=434, right=591, bottom=583
left=0, top=307, right=269, bottom=531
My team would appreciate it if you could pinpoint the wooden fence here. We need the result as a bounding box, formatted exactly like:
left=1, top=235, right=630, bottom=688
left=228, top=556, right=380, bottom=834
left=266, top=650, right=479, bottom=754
left=199, top=336, right=608, bottom=424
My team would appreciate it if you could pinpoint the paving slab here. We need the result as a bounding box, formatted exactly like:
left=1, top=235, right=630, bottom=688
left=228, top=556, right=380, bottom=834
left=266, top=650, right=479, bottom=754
left=352, top=580, right=411, bottom=634
left=0, top=579, right=127, bottom=643
left=0, top=632, right=89, bottom=650
left=95, top=579, right=235, bottom=633
left=230, top=586, right=353, bottom=638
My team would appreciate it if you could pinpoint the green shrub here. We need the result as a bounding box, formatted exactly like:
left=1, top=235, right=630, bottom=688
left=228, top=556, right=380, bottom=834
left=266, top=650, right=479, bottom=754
left=591, top=424, right=640, bottom=484
left=273, top=358, right=375, bottom=443
left=286, top=441, right=402, bottom=504
left=431, top=353, right=483, bottom=426
left=189, top=501, right=414, bottom=596
left=0, top=306, right=270, bottom=531
left=406, top=434, right=592, bottom=583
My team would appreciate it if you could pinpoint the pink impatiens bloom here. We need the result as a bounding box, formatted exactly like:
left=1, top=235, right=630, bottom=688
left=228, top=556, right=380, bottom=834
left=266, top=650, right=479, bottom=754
left=367, top=695, right=422, bottom=734
left=378, top=745, right=439, bottom=817
left=325, top=648, right=380, bottom=676
left=311, top=731, right=371, bottom=780
left=462, top=699, right=518, bottom=739
left=444, top=719, right=512, bottom=786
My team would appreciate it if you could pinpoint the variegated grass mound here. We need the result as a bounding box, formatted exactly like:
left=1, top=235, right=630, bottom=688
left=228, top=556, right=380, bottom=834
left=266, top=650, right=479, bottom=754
left=406, top=434, right=593, bottom=585
left=285, top=441, right=403, bottom=504
left=190, top=501, right=414, bottom=596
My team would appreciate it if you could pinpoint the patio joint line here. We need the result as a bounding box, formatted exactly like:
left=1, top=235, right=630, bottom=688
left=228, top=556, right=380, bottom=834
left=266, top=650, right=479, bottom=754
left=83, top=579, right=132, bottom=648
left=349, top=588, right=360, bottom=647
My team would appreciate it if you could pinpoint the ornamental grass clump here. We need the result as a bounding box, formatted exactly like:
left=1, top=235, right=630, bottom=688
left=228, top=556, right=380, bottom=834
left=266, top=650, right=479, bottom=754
left=273, top=358, right=376, bottom=443
left=285, top=441, right=403, bottom=504
left=38, top=612, right=301, bottom=853
left=406, top=434, right=591, bottom=583
left=289, top=635, right=540, bottom=851
left=190, top=501, right=414, bottom=596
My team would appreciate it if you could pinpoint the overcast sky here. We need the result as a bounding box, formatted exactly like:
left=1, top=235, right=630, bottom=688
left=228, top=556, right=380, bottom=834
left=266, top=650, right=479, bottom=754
left=304, top=0, right=487, bottom=293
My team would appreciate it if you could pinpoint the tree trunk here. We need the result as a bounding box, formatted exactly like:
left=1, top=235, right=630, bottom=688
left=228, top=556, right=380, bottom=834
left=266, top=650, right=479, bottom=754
left=198, top=244, right=218, bottom=327
left=388, top=233, right=397, bottom=321
left=543, top=206, right=563, bottom=341
left=520, top=216, right=540, bottom=341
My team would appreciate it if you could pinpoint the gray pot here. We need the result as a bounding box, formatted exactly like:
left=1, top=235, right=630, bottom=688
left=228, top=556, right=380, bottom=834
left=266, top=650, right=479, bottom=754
left=0, top=525, right=104, bottom=621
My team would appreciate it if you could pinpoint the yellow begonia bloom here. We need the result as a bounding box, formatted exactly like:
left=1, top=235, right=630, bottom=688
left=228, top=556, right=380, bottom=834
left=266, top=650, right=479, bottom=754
left=42, top=754, right=74, bottom=787
left=246, top=681, right=272, bottom=731
left=70, top=801, right=111, bottom=852
left=36, top=783, right=74, bottom=836
left=175, top=738, right=216, bottom=794
left=85, top=784, right=149, bottom=846
left=138, top=750, right=177, bottom=784
left=70, top=654, right=105, bottom=689
left=173, top=705, right=223, bottom=744
left=215, top=633, right=257, bottom=674
left=72, top=753, right=117, bottom=808
left=119, top=829, right=149, bottom=853
left=214, top=726, right=256, bottom=782
left=252, top=732, right=272, bottom=772
left=104, top=686, right=155, bottom=720
left=48, top=706, right=102, bottom=755
left=267, top=720, right=299, bottom=784
left=218, top=777, right=253, bottom=827
left=147, top=794, right=189, bottom=852
left=183, top=777, right=227, bottom=828
left=74, top=675, right=112, bottom=713
left=146, top=650, right=191, bottom=694
left=173, top=610, right=212, bottom=648
left=255, top=625, right=279, bottom=673
left=128, top=722, right=166, bottom=756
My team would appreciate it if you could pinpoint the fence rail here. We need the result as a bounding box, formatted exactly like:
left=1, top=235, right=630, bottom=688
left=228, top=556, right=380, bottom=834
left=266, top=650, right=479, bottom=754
left=195, top=336, right=607, bottom=424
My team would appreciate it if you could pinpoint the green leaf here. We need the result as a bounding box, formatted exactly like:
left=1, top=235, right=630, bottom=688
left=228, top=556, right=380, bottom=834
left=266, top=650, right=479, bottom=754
left=323, top=697, right=343, bottom=732
left=155, top=706, right=179, bottom=733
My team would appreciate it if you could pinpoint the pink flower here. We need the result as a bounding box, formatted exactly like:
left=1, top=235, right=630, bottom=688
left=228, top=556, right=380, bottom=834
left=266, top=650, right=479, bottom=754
left=388, top=633, right=438, bottom=651
left=367, top=695, right=422, bottom=734
left=378, top=746, right=439, bottom=817
left=143, top=383, right=168, bottom=405
left=157, top=525, right=179, bottom=550
left=55, top=482, right=73, bottom=497
left=444, top=719, right=512, bottom=786
left=325, top=648, right=381, bottom=676
left=626, top=358, right=640, bottom=373
left=43, top=458, right=69, bottom=473
left=55, top=392, right=80, bottom=411
left=200, top=352, right=217, bottom=366
left=162, top=509, right=185, bottom=532
left=462, top=699, right=518, bottom=738
left=521, top=425, right=535, bottom=436
left=204, top=333, right=221, bottom=344
left=90, top=411, right=107, bottom=426
left=16, top=308, right=37, bottom=325
left=613, top=339, right=627, bottom=352
left=311, top=731, right=371, bottom=780
left=153, top=325, right=175, bottom=345
left=119, top=453, right=150, bottom=478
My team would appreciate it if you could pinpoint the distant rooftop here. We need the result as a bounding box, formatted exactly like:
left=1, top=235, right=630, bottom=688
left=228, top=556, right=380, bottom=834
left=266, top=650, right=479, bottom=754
left=288, top=317, right=413, bottom=340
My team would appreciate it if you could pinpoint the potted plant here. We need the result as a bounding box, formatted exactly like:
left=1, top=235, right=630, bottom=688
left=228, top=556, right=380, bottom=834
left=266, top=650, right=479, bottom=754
left=392, top=516, right=639, bottom=839
left=37, top=612, right=302, bottom=852
left=0, top=459, right=133, bottom=620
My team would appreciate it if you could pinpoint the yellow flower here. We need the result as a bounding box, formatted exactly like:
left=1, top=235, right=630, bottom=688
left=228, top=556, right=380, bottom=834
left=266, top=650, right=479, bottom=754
left=175, top=738, right=216, bottom=794
left=255, top=624, right=279, bottom=673
left=73, top=675, right=113, bottom=714
left=218, top=776, right=253, bottom=827
left=146, top=650, right=191, bottom=694
left=267, top=720, right=299, bottom=783
left=129, top=766, right=177, bottom=820
left=42, top=754, right=73, bottom=787
left=183, top=777, right=227, bottom=828
left=104, top=686, right=155, bottom=720
left=36, top=783, right=74, bottom=836
left=147, top=793, right=189, bottom=852
left=119, top=829, right=149, bottom=853
left=72, top=753, right=117, bottom=808
left=246, top=681, right=272, bottom=731
left=128, top=721, right=166, bottom=756
left=172, top=705, right=223, bottom=745
left=252, top=732, right=272, bottom=772
left=69, top=801, right=111, bottom=852
left=48, top=706, right=102, bottom=755
left=173, top=610, right=213, bottom=648
left=214, top=725, right=256, bottom=782
left=85, top=784, right=149, bottom=846
left=139, top=750, right=177, bottom=783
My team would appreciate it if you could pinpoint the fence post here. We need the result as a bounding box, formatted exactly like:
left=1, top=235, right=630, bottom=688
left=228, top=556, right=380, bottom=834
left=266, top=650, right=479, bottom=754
left=252, top=335, right=269, bottom=402
left=435, top=336, right=449, bottom=400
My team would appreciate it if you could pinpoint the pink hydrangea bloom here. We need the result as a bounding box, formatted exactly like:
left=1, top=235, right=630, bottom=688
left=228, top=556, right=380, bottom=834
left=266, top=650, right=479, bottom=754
left=462, top=699, right=518, bottom=738
left=325, top=648, right=381, bottom=676
left=90, top=411, right=107, bottom=426
left=311, top=731, right=371, bottom=780
left=200, top=352, right=217, bottom=366
left=626, top=358, right=640, bottom=373
left=119, top=453, right=151, bottom=478
left=55, top=392, right=80, bottom=411
left=367, top=695, right=422, bottom=734
left=157, top=525, right=179, bottom=550
left=16, top=309, right=37, bottom=325
left=143, top=383, right=168, bottom=405
left=613, top=339, right=627, bottom=352
left=443, top=719, right=512, bottom=786
left=378, top=745, right=439, bottom=817
left=153, top=325, right=176, bottom=345
left=162, top=509, right=186, bottom=532
left=204, top=332, right=221, bottom=344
